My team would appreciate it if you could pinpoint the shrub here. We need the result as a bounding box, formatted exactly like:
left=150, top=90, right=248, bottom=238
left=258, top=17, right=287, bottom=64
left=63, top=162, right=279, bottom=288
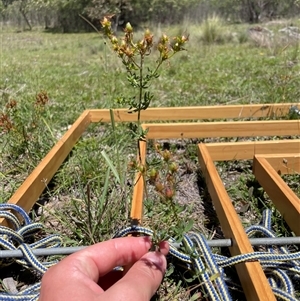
left=200, top=14, right=226, bottom=44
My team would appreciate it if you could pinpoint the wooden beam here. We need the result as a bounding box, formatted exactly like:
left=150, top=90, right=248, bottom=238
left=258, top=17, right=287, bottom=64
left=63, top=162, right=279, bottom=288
left=197, top=143, right=275, bottom=301
left=205, top=140, right=300, bottom=161
left=143, top=120, right=300, bottom=139
left=88, top=103, right=298, bottom=122
left=1, top=110, right=91, bottom=226
left=130, top=140, right=147, bottom=223
left=263, top=154, right=300, bottom=175
left=253, top=156, right=300, bottom=236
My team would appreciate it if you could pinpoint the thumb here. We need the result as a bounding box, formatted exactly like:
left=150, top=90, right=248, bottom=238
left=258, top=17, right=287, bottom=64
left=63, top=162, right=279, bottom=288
left=102, top=250, right=167, bottom=301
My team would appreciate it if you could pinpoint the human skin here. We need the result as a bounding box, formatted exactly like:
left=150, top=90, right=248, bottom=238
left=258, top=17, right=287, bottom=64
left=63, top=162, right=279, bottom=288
left=39, top=236, right=169, bottom=301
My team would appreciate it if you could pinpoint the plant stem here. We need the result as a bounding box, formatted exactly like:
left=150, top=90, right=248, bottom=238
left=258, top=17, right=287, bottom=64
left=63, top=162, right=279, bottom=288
left=137, top=55, right=144, bottom=126
left=137, top=54, right=144, bottom=162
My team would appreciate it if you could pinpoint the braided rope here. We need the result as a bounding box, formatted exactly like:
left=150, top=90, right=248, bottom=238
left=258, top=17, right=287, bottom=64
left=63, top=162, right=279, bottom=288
left=114, top=209, right=300, bottom=301
left=0, top=204, right=62, bottom=300
left=0, top=205, right=299, bottom=300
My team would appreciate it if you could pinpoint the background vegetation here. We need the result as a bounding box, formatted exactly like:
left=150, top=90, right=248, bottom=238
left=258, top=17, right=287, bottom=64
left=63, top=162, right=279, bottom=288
left=1, top=0, right=300, bottom=32
left=0, top=6, right=300, bottom=300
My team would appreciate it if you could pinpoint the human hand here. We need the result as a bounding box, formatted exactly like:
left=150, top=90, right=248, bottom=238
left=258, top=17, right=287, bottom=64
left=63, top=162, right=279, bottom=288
left=39, top=236, right=169, bottom=301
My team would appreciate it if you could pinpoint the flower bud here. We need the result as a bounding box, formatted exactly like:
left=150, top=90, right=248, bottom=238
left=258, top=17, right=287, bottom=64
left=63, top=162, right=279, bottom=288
left=157, top=43, right=164, bottom=53
left=164, top=187, right=174, bottom=199
left=125, top=22, right=133, bottom=33
left=166, top=173, right=174, bottom=184
left=138, top=164, right=146, bottom=173
left=110, top=35, right=118, bottom=44
left=161, top=34, right=169, bottom=44
left=169, top=162, right=178, bottom=174
left=155, top=181, right=164, bottom=192
left=149, top=168, right=159, bottom=182
left=101, top=17, right=109, bottom=26
left=162, top=150, right=171, bottom=162
left=137, top=39, right=146, bottom=53
left=181, top=35, right=189, bottom=43
left=161, top=51, right=169, bottom=61
left=144, top=29, right=153, bottom=47
left=113, top=44, right=119, bottom=52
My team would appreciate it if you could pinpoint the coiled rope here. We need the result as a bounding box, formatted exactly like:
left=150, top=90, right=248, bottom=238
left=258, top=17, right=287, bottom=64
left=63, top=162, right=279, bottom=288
left=0, top=204, right=299, bottom=300
left=0, top=204, right=62, bottom=301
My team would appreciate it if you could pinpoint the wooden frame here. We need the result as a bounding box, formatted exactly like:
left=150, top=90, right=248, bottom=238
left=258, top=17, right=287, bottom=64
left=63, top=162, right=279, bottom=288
left=143, top=120, right=300, bottom=139
left=4, top=103, right=297, bottom=220
left=253, top=154, right=300, bottom=236
left=2, top=103, right=300, bottom=300
left=197, top=144, right=276, bottom=301
left=262, top=154, right=300, bottom=175
left=205, top=140, right=300, bottom=161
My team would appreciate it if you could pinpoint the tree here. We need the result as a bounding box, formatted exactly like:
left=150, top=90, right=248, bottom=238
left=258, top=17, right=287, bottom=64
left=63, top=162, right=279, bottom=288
left=85, top=0, right=130, bottom=31
left=202, top=0, right=300, bottom=23
left=1, top=0, right=32, bottom=29
left=86, top=0, right=200, bottom=29
left=33, top=0, right=93, bottom=32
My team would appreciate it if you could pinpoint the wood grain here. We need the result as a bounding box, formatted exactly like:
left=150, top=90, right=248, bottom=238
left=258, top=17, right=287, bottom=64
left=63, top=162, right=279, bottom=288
left=143, top=120, right=300, bottom=139
left=197, top=143, right=275, bottom=301
left=89, top=103, right=298, bottom=122
left=205, top=140, right=300, bottom=161
left=130, top=140, right=147, bottom=223
left=253, top=155, right=300, bottom=236
left=263, top=154, right=300, bottom=175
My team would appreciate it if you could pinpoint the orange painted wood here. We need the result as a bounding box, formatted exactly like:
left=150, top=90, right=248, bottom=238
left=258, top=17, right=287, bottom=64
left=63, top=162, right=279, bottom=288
left=253, top=156, right=300, bottom=236
left=197, top=143, right=276, bottom=301
left=143, top=120, right=300, bottom=139
left=130, top=140, right=147, bottom=223
left=263, top=154, right=300, bottom=175
left=205, top=140, right=300, bottom=161
left=88, top=103, right=298, bottom=122
left=0, top=110, right=91, bottom=226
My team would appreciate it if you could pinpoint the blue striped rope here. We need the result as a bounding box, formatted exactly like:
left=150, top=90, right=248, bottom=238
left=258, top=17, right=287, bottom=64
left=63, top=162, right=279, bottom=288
left=0, top=204, right=299, bottom=300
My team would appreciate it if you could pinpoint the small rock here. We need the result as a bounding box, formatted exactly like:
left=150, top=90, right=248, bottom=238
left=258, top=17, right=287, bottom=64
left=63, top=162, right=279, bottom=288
left=3, top=277, right=18, bottom=294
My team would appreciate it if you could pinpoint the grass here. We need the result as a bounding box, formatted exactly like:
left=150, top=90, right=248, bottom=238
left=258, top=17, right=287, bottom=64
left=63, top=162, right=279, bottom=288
left=0, top=18, right=300, bottom=300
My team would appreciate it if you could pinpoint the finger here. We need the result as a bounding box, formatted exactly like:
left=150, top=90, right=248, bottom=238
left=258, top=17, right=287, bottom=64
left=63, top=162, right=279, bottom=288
left=103, top=243, right=169, bottom=301
left=157, top=240, right=169, bottom=256
left=98, top=241, right=169, bottom=290
left=40, top=237, right=152, bottom=299
left=69, top=236, right=152, bottom=279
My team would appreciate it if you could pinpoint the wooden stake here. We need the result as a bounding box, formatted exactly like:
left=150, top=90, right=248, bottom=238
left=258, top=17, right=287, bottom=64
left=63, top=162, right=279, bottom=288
left=130, top=139, right=147, bottom=223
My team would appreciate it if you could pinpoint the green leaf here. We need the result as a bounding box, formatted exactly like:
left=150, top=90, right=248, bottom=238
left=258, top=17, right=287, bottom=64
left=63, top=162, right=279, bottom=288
left=99, top=166, right=111, bottom=211
left=165, top=264, right=175, bottom=277
left=184, top=219, right=194, bottom=232
left=101, top=150, right=120, bottom=184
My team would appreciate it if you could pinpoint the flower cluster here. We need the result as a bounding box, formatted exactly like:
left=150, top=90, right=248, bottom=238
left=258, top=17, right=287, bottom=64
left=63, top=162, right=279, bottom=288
left=101, top=17, right=188, bottom=65
left=157, top=34, right=189, bottom=61
left=101, top=18, right=154, bottom=65
left=0, top=112, right=13, bottom=133
left=35, top=91, right=49, bottom=107
left=149, top=145, right=179, bottom=202
left=6, top=99, right=17, bottom=110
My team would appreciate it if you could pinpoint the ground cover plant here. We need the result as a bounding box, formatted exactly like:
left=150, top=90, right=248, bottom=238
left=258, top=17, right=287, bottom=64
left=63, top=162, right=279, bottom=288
left=0, top=16, right=300, bottom=300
